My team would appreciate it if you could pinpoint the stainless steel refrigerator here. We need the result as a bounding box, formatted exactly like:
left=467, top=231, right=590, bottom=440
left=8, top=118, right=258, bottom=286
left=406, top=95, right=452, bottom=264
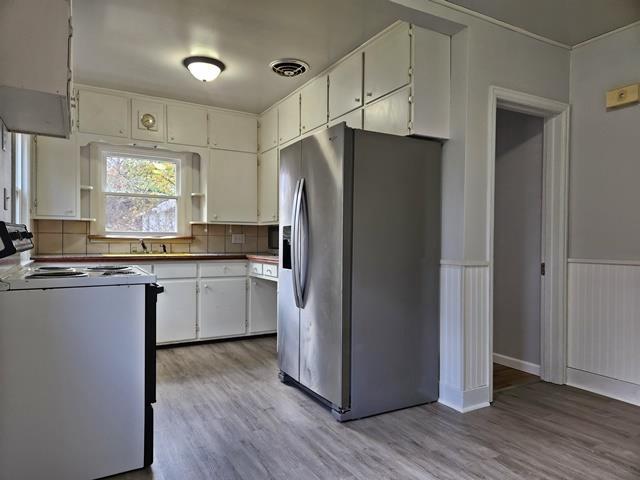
left=278, top=123, right=441, bottom=421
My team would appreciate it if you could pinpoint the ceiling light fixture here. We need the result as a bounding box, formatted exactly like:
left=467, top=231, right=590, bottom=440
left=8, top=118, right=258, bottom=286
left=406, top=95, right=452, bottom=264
left=182, top=56, right=226, bottom=82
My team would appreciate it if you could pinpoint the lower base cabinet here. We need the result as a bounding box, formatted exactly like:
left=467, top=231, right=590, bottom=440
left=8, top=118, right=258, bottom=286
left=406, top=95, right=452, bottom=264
left=199, top=277, right=247, bottom=338
left=156, top=279, right=198, bottom=343
left=249, top=278, right=277, bottom=333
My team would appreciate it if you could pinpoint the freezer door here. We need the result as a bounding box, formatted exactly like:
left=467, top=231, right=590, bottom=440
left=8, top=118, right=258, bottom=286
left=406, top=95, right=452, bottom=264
left=298, top=124, right=352, bottom=410
left=277, top=141, right=302, bottom=380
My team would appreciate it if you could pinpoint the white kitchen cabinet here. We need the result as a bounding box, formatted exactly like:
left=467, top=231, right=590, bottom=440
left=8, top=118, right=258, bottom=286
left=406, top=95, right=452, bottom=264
left=258, top=108, right=278, bottom=153
left=209, top=110, right=257, bottom=153
left=258, top=147, right=278, bottom=224
left=77, top=90, right=130, bottom=138
left=34, top=134, right=79, bottom=218
left=278, top=94, right=300, bottom=144
left=0, top=0, right=71, bottom=137
left=364, top=87, right=411, bottom=137
left=249, top=278, right=277, bottom=334
left=131, top=98, right=166, bottom=142
left=156, top=279, right=197, bottom=343
left=300, top=75, right=328, bottom=133
left=167, top=104, right=208, bottom=146
left=199, top=277, right=247, bottom=338
left=329, top=109, right=363, bottom=129
left=329, top=53, right=363, bottom=120
left=364, top=23, right=411, bottom=104
left=207, top=150, right=257, bottom=223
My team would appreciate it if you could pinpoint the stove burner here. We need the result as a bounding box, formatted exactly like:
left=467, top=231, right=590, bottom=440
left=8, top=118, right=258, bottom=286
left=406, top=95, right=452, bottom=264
left=26, top=271, right=89, bottom=279
left=85, top=265, right=131, bottom=271
left=35, top=266, right=76, bottom=272
left=101, top=270, right=138, bottom=276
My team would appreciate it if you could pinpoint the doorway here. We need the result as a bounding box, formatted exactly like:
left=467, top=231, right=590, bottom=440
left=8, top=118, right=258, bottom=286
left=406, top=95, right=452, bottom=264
left=493, top=108, right=543, bottom=393
left=487, top=86, right=570, bottom=401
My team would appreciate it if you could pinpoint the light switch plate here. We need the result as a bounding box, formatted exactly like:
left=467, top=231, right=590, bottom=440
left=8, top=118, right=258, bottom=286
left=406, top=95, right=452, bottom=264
left=606, top=84, right=639, bottom=109
left=231, top=233, right=245, bottom=244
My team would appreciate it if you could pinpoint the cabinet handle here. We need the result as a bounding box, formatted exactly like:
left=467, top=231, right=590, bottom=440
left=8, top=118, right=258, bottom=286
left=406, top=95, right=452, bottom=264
left=170, top=136, right=174, bottom=141
left=355, top=97, right=361, bottom=103
left=119, top=129, right=124, bottom=134
left=3, top=187, right=8, bottom=211
left=366, top=92, right=373, bottom=97
left=302, top=125, right=306, bottom=130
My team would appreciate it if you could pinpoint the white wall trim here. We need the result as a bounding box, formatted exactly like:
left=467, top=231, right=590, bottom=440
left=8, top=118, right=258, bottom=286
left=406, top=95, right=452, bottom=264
left=572, top=19, right=640, bottom=50
left=440, top=259, right=489, bottom=267
left=487, top=86, right=570, bottom=400
left=424, top=0, right=570, bottom=50
left=568, top=258, right=640, bottom=267
left=493, top=353, right=540, bottom=376
left=567, top=368, right=640, bottom=407
left=439, top=383, right=491, bottom=413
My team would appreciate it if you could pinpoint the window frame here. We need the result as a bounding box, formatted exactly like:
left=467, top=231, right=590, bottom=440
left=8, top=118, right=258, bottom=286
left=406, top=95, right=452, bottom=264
left=90, top=143, right=192, bottom=237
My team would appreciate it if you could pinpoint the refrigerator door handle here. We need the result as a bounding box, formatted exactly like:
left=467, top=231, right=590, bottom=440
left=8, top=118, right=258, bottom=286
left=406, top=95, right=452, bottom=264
left=298, top=178, right=309, bottom=306
left=291, top=179, right=303, bottom=308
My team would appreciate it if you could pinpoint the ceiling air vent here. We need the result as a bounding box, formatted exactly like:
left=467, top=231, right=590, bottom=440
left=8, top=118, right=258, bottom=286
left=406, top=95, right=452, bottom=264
left=269, top=59, right=309, bottom=78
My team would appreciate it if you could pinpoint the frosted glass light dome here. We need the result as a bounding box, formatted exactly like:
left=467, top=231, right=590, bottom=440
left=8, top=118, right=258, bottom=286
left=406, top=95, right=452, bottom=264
left=182, top=56, right=226, bottom=82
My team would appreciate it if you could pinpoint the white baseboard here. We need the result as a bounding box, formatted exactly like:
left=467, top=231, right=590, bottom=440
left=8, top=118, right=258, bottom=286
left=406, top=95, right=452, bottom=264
left=438, top=383, right=491, bottom=413
left=567, top=368, right=640, bottom=407
left=493, top=353, right=540, bottom=376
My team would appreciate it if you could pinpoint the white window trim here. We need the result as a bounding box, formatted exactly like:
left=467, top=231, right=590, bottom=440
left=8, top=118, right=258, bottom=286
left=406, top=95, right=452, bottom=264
left=89, top=143, right=192, bottom=237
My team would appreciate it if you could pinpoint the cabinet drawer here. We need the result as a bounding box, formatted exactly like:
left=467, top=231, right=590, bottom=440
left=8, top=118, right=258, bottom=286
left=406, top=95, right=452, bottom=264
left=154, top=263, right=198, bottom=279
left=263, top=264, right=278, bottom=278
left=200, top=262, right=247, bottom=277
left=249, top=262, right=263, bottom=276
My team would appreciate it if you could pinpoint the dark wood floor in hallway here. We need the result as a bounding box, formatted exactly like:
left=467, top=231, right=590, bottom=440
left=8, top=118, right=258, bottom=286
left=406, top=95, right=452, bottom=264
left=116, top=337, right=640, bottom=480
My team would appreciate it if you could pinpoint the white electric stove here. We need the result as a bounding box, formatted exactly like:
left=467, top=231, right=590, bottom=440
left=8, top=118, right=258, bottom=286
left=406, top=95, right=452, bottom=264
left=0, top=222, right=162, bottom=480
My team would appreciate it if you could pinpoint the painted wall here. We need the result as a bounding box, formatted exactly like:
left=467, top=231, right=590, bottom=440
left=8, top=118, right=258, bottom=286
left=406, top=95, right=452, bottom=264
left=493, top=109, right=543, bottom=366
left=570, top=24, right=640, bottom=260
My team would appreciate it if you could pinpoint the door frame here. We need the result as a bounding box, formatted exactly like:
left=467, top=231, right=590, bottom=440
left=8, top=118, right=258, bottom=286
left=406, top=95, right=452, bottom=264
left=487, top=86, right=570, bottom=400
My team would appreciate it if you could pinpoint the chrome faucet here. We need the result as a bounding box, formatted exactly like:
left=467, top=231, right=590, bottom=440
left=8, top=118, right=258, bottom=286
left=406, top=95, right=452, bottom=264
left=139, top=239, right=148, bottom=253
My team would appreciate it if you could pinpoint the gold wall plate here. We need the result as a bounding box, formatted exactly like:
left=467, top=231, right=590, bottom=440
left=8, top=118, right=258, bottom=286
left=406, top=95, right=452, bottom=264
left=606, top=84, right=639, bottom=109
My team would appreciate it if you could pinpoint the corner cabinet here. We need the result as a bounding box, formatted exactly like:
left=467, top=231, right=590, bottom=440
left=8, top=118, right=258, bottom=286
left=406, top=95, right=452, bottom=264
left=206, top=150, right=258, bottom=223
left=33, top=134, right=79, bottom=218
left=258, top=148, right=278, bottom=224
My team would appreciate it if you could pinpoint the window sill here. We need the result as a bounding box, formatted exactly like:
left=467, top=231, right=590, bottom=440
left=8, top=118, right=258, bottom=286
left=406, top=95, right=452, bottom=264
left=88, top=235, right=194, bottom=243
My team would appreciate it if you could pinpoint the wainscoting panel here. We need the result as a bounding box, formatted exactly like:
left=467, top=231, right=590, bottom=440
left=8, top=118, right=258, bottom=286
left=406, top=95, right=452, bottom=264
left=439, top=262, right=491, bottom=412
left=568, top=261, right=640, bottom=388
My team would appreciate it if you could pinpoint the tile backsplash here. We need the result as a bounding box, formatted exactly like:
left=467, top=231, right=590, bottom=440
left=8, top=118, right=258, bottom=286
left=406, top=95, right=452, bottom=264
left=32, top=220, right=272, bottom=256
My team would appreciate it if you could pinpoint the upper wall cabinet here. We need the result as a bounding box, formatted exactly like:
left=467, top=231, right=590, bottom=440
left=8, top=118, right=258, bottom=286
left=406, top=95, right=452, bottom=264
left=209, top=111, right=257, bottom=153
left=329, top=53, right=363, bottom=120
left=34, top=134, right=78, bottom=218
left=329, top=108, right=363, bottom=130
left=167, top=104, right=208, bottom=147
left=0, top=0, right=72, bottom=137
left=300, top=76, right=328, bottom=133
left=278, top=94, right=300, bottom=145
left=207, top=150, right=258, bottom=223
left=258, top=148, right=278, bottom=224
left=78, top=90, right=130, bottom=138
left=258, top=108, right=278, bottom=153
left=131, top=98, right=166, bottom=143
left=364, top=23, right=411, bottom=104
left=363, top=87, right=411, bottom=137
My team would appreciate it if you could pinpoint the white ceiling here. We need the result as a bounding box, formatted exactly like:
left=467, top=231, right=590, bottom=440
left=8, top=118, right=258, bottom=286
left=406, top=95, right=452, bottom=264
left=446, top=0, right=640, bottom=46
left=73, top=0, right=640, bottom=114
left=72, top=0, right=401, bottom=114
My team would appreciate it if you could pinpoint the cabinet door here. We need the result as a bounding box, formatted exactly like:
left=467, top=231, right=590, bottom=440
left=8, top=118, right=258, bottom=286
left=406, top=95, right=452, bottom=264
left=167, top=104, right=208, bottom=146
left=329, top=109, right=362, bottom=129
left=363, top=87, right=411, bottom=136
left=364, top=23, right=411, bottom=104
left=258, top=108, right=278, bottom=153
left=278, top=94, right=300, bottom=144
left=78, top=90, right=129, bottom=137
left=209, top=110, right=257, bottom=153
left=258, top=147, right=278, bottom=224
left=156, top=279, right=197, bottom=343
left=131, top=98, right=166, bottom=142
left=329, top=53, right=363, bottom=119
left=249, top=278, right=277, bottom=333
left=207, top=150, right=257, bottom=223
left=0, top=124, right=11, bottom=222
left=300, top=75, right=328, bottom=133
left=199, top=277, right=247, bottom=338
left=34, top=135, right=78, bottom=218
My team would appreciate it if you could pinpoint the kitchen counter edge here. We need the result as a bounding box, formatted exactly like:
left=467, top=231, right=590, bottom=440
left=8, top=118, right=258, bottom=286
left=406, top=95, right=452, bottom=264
left=33, top=254, right=279, bottom=264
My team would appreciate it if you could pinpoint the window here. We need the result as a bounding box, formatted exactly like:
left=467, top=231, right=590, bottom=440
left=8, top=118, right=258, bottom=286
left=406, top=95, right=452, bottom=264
left=91, top=144, right=191, bottom=236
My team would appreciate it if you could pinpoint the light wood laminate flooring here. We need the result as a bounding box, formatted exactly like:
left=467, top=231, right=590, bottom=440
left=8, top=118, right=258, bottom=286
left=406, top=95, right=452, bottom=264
left=116, top=336, right=640, bottom=480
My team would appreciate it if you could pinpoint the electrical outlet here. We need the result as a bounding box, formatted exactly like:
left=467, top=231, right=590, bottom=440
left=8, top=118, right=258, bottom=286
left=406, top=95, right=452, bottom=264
left=231, top=233, right=245, bottom=244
